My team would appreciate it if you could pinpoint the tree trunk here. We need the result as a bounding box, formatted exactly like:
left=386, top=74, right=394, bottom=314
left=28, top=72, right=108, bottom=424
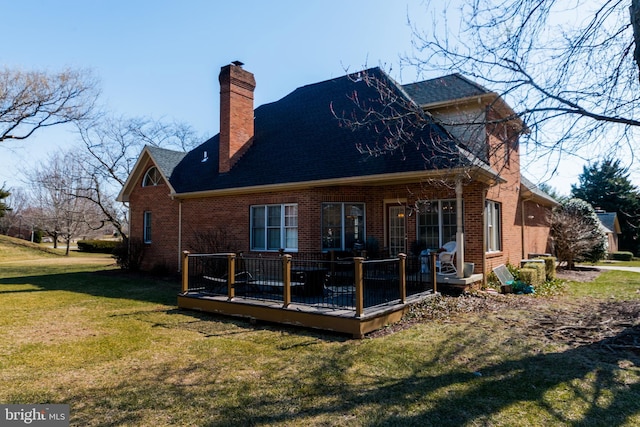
left=631, top=0, right=640, bottom=80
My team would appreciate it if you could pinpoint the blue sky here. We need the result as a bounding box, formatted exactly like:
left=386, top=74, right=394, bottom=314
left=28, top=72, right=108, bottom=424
left=1, top=0, right=582, bottom=195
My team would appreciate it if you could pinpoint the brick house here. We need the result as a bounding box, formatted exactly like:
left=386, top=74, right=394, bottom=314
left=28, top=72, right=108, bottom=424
left=596, top=211, right=622, bottom=253
left=118, top=62, right=556, bottom=278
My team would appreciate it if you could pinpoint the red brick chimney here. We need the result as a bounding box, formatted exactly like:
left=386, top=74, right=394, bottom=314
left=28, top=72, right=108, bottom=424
left=218, top=61, right=256, bottom=173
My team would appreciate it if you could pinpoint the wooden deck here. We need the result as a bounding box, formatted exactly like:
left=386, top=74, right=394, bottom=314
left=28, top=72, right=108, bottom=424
left=178, top=252, right=484, bottom=338
left=178, top=290, right=437, bottom=338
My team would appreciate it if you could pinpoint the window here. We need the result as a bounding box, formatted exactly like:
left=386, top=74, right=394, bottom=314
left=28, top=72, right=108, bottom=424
left=417, top=200, right=458, bottom=248
left=322, top=203, right=365, bottom=251
left=250, top=204, right=298, bottom=251
left=142, top=167, right=162, bottom=187
left=143, top=211, right=152, bottom=243
left=485, top=200, right=501, bottom=252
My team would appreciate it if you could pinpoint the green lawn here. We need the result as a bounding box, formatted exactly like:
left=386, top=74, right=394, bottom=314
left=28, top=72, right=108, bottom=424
left=1, top=238, right=639, bottom=426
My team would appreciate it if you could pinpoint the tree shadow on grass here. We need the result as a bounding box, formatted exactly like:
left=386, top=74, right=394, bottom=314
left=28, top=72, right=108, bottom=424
left=21, top=322, right=639, bottom=426
left=4, top=267, right=640, bottom=424
left=207, top=325, right=640, bottom=426
left=0, top=269, right=180, bottom=306
left=124, top=307, right=352, bottom=343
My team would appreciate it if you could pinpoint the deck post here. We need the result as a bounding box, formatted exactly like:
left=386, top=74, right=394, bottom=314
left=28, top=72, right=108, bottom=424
left=354, top=256, right=364, bottom=317
left=227, top=253, right=236, bottom=300
left=430, top=251, right=438, bottom=293
left=282, top=254, right=292, bottom=307
left=398, top=253, right=407, bottom=303
left=181, top=251, right=190, bottom=293
left=455, top=177, right=465, bottom=279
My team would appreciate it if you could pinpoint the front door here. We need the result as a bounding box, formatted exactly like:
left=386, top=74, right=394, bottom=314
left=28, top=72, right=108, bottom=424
left=388, top=205, right=406, bottom=256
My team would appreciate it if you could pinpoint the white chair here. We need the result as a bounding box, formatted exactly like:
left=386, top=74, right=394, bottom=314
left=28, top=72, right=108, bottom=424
left=436, top=241, right=457, bottom=275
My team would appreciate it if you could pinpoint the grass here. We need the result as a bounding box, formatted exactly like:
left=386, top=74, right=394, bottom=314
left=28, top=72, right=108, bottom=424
left=568, top=269, right=640, bottom=300
left=1, top=234, right=640, bottom=426
left=596, top=259, right=640, bottom=267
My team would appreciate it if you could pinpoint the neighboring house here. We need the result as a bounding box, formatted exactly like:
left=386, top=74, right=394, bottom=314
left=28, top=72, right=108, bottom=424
left=118, top=62, right=557, bottom=278
left=596, top=211, right=622, bottom=253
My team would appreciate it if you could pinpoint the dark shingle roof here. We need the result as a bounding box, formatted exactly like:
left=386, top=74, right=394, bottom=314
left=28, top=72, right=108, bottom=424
left=520, top=175, right=558, bottom=207
left=146, top=146, right=187, bottom=182
left=168, top=68, right=467, bottom=194
left=597, top=212, right=620, bottom=234
left=402, top=73, right=492, bottom=107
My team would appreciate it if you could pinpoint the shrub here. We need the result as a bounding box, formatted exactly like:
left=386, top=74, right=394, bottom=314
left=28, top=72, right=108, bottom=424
left=77, top=239, right=119, bottom=253
left=112, top=238, right=145, bottom=271
left=550, top=198, right=607, bottom=268
left=611, top=251, right=634, bottom=261
left=33, top=229, right=43, bottom=244
left=486, top=271, right=500, bottom=289
left=191, top=227, right=234, bottom=254
left=506, top=263, right=521, bottom=281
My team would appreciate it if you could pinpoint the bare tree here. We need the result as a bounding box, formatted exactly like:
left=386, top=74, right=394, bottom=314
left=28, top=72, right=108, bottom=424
left=331, top=70, right=443, bottom=157
left=75, top=115, right=202, bottom=240
left=331, top=67, right=521, bottom=196
left=406, top=0, right=640, bottom=176
left=26, top=151, right=103, bottom=255
left=0, top=68, right=99, bottom=142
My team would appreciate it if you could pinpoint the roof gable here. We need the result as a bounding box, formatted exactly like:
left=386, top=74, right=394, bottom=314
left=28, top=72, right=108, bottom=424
left=403, top=73, right=526, bottom=134
left=147, top=145, right=187, bottom=179
left=117, top=145, right=186, bottom=202
left=597, top=212, right=621, bottom=234
left=402, top=73, right=491, bottom=107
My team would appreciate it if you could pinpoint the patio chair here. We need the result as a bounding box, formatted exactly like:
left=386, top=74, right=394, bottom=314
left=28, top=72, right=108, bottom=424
left=436, top=241, right=457, bottom=275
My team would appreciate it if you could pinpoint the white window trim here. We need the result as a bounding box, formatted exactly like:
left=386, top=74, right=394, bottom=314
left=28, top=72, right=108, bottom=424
left=250, top=204, right=298, bottom=252
left=143, top=211, right=152, bottom=244
left=142, top=167, right=162, bottom=187
left=485, top=200, right=502, bottom=253
left=416, top=199, right=459, bottom=248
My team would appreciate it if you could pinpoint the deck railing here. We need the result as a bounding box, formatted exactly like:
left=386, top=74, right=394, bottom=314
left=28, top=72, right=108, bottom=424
left=182, top=251, right=438, bottom=316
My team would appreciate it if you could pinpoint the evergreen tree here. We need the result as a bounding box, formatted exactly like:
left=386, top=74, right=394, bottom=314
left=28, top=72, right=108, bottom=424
left=571, top=159, right=640, bottom=255
left=0, top=187, right=10, bottom=218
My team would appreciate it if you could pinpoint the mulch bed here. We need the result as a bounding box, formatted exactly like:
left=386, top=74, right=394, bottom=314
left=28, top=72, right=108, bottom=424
left=370, top=267, right=640, bottom=358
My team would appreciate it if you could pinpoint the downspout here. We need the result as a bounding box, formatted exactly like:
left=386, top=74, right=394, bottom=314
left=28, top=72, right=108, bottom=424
left=481, top=187, right=488, bottom=286
left=178, top=200, right=183, bottom=272
left=520, top=196, right=533, bottom=260
left=521, top=199, right=526, bottom=260
left=455, top=177, right=464, bottom=279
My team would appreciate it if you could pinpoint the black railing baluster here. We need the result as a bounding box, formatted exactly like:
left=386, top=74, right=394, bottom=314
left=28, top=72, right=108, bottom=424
left=183, top=252, right=435, bottom=314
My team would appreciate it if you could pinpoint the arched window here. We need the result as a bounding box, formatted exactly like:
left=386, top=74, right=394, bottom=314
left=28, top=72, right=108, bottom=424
left=142, top=167, right=162, bottom=187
